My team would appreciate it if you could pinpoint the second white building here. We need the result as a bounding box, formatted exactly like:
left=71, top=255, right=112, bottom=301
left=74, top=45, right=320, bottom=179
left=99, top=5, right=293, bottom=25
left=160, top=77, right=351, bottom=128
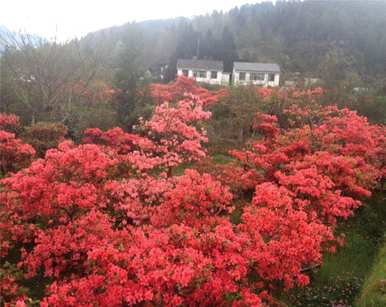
left=232, top=62, right=280, bottom=87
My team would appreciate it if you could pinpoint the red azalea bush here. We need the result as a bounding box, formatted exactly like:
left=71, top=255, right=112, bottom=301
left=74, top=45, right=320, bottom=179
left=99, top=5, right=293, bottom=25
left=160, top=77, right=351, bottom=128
left=151, top=75, right=227, bottom=106
left=140, top=99, right=211, bottom=170
left=82, top=127, right=155, bottom=154
left=0, top=80, right=385, bottom=306
left=84, top=96, right=212, bottom=176
left=0, top=130, right=35, bottom=176
left=0, top=113, right=21, bottom=134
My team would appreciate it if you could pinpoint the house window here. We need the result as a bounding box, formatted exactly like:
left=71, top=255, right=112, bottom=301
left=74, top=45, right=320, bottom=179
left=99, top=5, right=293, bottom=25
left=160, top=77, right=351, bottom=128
left=210, top=71, right=218, bottom=79
left=251, top=72, right=265, bottom=81
left=182, top=69, right=189, bottom=77
left=268, top=73, right=275, bottom=82
left=194, top=70, right=206, bottom=78
left=239, top=72, right=246, bottom=81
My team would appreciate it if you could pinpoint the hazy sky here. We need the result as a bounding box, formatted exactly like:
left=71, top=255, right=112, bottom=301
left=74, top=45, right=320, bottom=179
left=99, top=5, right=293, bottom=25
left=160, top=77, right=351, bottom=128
left=1, top=0, right=268, bottom=41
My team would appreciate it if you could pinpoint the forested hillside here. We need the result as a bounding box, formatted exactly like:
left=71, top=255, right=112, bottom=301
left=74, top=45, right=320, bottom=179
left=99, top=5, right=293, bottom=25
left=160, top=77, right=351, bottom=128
left=82, top=0, right=386, bottom=83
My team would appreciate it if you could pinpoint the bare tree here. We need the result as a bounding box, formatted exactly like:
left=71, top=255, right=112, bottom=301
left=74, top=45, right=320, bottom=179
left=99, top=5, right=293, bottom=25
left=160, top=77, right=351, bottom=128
left=1, top=31, right=100, bottom=124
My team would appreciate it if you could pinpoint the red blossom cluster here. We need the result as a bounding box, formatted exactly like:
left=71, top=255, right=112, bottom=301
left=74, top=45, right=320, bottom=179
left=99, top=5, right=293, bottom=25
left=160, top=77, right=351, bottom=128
left=0, top=130, right=35, bottom=176
left=83, top=97, right=211, bottom=175
left=140, top=99, right=211, bottom=169
left=256, top=86, right=324, bottom=102
left=82, top=127, right=155, bottom=154
left=0, top=82, right=385, bottom=306
left=0, top=113, right=21, bottom=134
left=151, top=75, right=227, bottom=106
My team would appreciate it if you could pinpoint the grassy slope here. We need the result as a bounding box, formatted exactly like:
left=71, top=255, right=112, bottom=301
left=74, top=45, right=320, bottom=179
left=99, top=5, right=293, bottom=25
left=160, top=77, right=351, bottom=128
left=355, top=237, right=386, bottom=307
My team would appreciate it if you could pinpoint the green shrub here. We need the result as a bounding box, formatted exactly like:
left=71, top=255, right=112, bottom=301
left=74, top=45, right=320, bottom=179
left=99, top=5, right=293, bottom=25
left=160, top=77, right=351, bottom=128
left=23, top=122, right=68, bottom=157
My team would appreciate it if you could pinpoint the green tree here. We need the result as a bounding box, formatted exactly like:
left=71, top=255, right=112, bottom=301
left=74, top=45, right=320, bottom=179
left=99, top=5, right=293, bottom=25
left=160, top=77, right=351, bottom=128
left=112, top=29, right=152, bottom=129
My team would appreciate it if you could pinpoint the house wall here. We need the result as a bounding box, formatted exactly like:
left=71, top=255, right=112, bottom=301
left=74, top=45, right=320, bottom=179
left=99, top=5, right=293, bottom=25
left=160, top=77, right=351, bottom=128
left=177, top=68, right=223, bottom=85
left=221, top=73, right=230, bottom=86
left=232, top=71, right=280, bottom=87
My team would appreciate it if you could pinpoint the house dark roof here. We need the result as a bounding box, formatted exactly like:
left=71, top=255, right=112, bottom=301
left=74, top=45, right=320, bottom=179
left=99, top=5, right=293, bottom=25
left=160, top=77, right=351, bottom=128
left=177, top=59, right=223, bottom=71
left=233, top=62, right=280, bottom=73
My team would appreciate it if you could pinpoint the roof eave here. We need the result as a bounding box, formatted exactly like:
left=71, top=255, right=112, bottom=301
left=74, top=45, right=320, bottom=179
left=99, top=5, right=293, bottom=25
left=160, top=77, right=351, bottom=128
left=233, top=69, right=280, bottom=73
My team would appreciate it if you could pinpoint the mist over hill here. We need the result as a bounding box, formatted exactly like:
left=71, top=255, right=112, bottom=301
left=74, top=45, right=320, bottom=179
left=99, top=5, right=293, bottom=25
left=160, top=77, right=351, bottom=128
left=80, top=0, right=386, bottom=83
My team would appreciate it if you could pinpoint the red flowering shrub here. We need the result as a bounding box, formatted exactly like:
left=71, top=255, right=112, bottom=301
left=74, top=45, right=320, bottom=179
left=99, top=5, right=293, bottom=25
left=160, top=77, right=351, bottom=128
left=256, top=86, right=324, bottom=103
left=141, top=99, right=211, bottom=171
left=82, top=127, right=155, bottom=154
left=240, top=182, right=334, bottom=288
left=0, top=113, right=21, bottom=134
left=0, top=131, right=35, bottom=176
left=84, top=97, right=211, bottom=176
left=151, top=75, right=227, bottom=106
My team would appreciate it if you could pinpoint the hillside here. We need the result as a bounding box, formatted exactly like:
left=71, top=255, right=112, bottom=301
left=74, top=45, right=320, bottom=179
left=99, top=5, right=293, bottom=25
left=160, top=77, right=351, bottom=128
left=81, top=0, right=386, bottom=83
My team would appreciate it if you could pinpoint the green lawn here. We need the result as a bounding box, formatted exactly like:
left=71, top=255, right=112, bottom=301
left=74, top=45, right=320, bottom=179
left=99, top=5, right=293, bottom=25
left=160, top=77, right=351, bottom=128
left=355, top=237, right=386, bottom=307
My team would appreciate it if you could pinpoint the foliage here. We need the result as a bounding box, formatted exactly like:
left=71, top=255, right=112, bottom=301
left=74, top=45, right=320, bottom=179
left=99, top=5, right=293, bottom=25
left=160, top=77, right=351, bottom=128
left=22, top=122, right=68, bottom=157
left=208, top=85, right=326, bottom=147
left=208, top=86, right=263, bottom=147
left=287, top=274, right=363, bottom=307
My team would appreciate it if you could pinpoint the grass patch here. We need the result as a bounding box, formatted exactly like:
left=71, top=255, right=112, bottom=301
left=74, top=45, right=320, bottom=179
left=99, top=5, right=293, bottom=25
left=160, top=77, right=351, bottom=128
left=211, top=153, right=235, bottom=164
left=355, top=237, right=386, bottom=307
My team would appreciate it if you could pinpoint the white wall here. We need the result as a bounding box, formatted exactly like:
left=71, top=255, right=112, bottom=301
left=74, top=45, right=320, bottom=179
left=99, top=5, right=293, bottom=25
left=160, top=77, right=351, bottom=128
left=232, top=71, right=280, bottom=87
left=221, top=73, right=230, bottom=86
left=177, top=68, right=223, bottom=85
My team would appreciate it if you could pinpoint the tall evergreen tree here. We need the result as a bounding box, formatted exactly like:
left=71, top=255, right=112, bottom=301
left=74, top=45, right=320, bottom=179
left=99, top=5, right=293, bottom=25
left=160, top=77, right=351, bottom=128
left=112, top=29, right=145, bottom=129
left=219, top=26, right=238, bottom=72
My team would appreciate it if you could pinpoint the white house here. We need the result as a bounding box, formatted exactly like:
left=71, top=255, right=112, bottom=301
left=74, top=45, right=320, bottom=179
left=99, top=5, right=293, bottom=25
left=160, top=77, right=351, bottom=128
left=232, top=62, right=280, bottom=87
left=177, top=59, right=228, bottom=85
